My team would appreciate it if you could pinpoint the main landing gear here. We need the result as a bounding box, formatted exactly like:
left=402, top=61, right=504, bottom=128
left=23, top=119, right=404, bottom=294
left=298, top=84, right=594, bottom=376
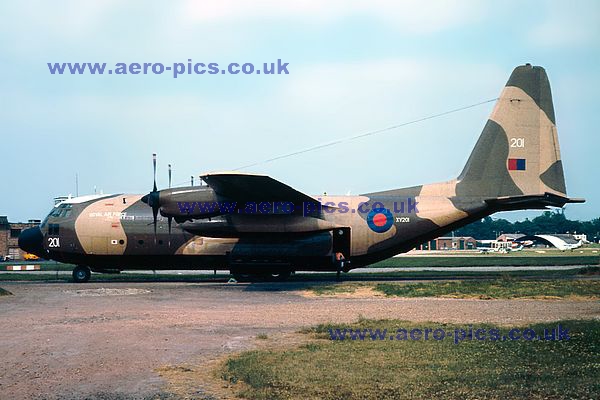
left=72, top=265, right=91, bottom=283
left=232, top=270, right=292, bottom=282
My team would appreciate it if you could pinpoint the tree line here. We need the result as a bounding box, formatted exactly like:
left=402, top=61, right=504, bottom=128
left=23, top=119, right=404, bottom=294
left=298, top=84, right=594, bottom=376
left=453, top=210, right=600, bottom=241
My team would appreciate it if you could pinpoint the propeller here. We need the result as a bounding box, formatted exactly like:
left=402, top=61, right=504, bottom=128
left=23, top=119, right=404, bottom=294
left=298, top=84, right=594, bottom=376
left=191, top=175, right=194, bottom=186
left=141, top=154, right=176, bottom=247
left=141, top=153, right=160, bottom=244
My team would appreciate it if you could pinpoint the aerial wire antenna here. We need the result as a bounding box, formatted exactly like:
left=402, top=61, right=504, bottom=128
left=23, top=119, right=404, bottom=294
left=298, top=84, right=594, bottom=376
left=234, top=98, right=498, bottom=170
left=167, top=97, right=499, bottom=187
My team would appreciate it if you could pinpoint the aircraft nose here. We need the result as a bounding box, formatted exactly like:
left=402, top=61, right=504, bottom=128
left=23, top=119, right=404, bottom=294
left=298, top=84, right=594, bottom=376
left=18, top=227, right=46, bottom=258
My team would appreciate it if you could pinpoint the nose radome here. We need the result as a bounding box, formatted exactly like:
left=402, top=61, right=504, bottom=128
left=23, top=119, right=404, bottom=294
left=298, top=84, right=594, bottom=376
left=18, top=227, right=45, bottom=258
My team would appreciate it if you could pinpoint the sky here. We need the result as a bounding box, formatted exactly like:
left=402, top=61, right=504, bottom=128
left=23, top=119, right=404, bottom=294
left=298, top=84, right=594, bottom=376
left=1, top=0, right=599, bottom=223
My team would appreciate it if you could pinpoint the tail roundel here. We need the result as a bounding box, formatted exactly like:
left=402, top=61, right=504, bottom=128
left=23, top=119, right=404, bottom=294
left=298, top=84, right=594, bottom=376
left=457, top=64, right=571, bottom=201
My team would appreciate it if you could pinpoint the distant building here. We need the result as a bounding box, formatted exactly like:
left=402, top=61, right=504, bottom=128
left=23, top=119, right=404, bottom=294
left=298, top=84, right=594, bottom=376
left=496, top=233, right=526, bottom=242
left=0, top=216, right=41, bottom=260
left=521, top=234, right=583, bottom=250
left=418, top=236, right=477, bottom=251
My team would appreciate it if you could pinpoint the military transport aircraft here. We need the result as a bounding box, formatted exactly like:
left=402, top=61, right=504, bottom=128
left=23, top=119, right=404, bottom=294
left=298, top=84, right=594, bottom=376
left=19, top=64, right=584, bottom=282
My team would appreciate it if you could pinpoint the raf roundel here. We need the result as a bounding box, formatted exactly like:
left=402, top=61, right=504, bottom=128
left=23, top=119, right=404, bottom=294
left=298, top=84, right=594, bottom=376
left=367, top=208, right=394, bottom=233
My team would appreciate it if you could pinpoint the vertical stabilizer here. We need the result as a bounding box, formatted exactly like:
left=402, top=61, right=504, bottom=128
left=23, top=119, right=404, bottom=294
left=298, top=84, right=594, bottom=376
left=457, top=64, right=567, bottom=199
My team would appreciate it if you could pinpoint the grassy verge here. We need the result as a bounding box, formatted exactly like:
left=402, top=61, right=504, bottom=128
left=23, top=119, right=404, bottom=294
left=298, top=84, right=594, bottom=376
left=371, top=254, right=599, bottom=268
left=374, top=279, right=600, bottom=299
left=221, top=319, right=600, bottom=400
left=308, top=272, right=600, bottom=299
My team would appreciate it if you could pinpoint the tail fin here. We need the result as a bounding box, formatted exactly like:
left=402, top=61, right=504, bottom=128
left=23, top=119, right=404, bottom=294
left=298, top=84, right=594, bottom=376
left=457, top=64, right=569, bottom=200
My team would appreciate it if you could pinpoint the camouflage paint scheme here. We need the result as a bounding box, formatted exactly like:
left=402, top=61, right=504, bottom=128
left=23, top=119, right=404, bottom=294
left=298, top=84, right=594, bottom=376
left=19, top=65, right=583, bottom=277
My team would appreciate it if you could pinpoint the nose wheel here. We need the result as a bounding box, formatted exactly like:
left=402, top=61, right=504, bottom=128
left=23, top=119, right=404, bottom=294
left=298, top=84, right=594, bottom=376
left=72, top=266, right=91, bottom=283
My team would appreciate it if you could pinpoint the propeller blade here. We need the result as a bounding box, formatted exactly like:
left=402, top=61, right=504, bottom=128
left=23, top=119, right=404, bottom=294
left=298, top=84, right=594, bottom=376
left=168, top=164, right=172, bottom=188
left=152, top=153, right=157, bottom=192
left=144, top=153, right=161, bottom=245
left=167, top=216, right=172, bottom=247
left=191, top=175, right=194, bottom=186
left=152, top=204, right=158, bottom=244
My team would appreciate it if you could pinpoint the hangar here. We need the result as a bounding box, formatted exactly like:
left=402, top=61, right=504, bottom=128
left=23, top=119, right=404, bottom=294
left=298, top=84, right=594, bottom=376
left=519, top=234, right=583, bottom=251
left=417, top=236, right=478, bottom=251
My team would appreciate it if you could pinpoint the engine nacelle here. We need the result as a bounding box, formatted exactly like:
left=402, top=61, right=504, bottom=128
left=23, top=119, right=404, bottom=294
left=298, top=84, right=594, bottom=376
left=180, top=214, right=340, bottom=237
left=155, top=186, right=230, bottom=219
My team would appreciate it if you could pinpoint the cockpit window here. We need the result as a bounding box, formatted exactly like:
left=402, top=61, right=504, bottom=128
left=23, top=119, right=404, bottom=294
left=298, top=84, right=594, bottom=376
left=48, top=224, right=60, bottom=236
left=49, top=204, right=73, bottom=218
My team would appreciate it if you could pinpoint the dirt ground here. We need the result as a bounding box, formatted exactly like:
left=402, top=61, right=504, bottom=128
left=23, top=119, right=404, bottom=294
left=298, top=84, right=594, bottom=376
left=1, top=281, right=598, bottom=399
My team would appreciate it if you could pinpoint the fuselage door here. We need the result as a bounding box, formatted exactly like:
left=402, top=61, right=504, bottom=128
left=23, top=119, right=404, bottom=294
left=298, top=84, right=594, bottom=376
left=332, top=227, right=351, bottom=259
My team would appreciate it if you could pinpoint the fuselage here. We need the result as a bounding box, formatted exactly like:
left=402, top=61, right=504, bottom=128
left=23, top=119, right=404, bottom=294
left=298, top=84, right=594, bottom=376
left=19, top=180, right=491, bottom=272
left=18, top=65, right=582, bottom=276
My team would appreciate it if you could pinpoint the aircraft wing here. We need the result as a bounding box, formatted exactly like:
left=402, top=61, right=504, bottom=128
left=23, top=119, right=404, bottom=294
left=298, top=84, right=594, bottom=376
left=200, top=172, right=318, bottom=206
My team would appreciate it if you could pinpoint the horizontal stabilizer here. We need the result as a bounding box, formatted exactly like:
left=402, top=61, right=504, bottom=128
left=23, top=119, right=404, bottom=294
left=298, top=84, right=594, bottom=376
left=485, top=192, right=585, bottom=211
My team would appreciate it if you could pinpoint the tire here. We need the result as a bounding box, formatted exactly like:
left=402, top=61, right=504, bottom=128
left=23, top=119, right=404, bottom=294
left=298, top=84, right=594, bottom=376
left=268, top=270, right=292, bottom=281
left=232, top=271, right=292, bottom=282
left=72, top=266, right=91, bottom=283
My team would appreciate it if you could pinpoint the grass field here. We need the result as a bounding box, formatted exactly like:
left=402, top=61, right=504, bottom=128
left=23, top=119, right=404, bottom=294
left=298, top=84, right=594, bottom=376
left=221, top=319, right=600, bottom=400
left=375, top=279, right=600, bottom=299
left=371, top=253, right=599, bottom=268
left=307, top=276, right=600, bottom=299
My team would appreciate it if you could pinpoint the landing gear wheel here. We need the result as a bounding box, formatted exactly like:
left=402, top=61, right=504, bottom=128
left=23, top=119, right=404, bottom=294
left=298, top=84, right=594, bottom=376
left=72, top=266, right=91, bottom=283
left=269, top=270, right=292, bottom=281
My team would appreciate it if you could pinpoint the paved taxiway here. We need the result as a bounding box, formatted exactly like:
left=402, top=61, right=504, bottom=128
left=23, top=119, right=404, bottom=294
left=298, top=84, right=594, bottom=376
left=1, top=281, right=598, bottom=399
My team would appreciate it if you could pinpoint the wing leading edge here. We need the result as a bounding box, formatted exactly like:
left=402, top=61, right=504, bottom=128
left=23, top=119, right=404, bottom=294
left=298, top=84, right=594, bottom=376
left=200, top=172, right=319, bottom=206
